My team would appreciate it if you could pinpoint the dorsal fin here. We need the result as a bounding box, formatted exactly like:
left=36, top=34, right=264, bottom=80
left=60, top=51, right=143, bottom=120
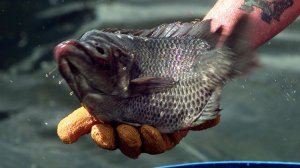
left=102, top=19, right=222, bottom=47
left=102, top=28, right=147, bottom=36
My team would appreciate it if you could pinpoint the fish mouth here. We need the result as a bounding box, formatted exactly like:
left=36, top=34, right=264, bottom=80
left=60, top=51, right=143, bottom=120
left=54, top=40, right=112, bottom=100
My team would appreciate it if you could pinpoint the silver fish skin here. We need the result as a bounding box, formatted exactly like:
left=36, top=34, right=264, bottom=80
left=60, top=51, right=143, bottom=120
left=54, top=18, right=256, bottom=133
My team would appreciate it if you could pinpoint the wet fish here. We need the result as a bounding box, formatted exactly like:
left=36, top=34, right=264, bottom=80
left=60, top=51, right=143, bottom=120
left=54, top=17, right=256, bottom=133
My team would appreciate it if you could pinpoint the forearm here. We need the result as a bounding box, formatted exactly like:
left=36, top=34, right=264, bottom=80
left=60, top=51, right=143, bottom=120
left=204, top=0, right=300, bottom=49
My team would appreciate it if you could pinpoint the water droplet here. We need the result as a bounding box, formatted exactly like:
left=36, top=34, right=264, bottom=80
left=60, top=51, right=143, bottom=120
left=46, top=67, right=57, bottom=78
left=9, top=80, right=13, bottom=83
left=58, top=79, right=64, bottom=85
left=241, top=85, right=245, bottom=88
left=69, top=91, right=74, bottom=96
left=44, top=122, right=48, bottom=126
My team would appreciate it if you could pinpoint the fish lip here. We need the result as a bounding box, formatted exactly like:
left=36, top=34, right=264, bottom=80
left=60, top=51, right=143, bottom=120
left=57, top=58, right=82, bottom=99
left=54, top=40, right=94, bottom=63
left=54, top=40, right=103, bottom=100
left=54, top=40, right=110, bottom=63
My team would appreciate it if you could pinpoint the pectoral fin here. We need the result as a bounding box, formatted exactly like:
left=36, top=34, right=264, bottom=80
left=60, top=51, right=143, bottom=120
left=128, top=77, right=176, bottom=96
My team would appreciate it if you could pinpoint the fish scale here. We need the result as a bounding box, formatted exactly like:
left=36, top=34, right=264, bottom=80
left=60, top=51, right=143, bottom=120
left=123, top=79, right=213, bottom=132
left=115, top=37, right=214, bottom=132
left=130, top=37, right=209, bottom=80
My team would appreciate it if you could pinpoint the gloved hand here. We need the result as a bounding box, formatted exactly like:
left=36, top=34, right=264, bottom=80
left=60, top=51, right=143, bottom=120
left=57, top=107, right=220, bottom=159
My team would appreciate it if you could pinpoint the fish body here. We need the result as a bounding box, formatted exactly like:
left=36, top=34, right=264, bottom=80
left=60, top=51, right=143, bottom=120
left=54, top=18, right=255, bottom=133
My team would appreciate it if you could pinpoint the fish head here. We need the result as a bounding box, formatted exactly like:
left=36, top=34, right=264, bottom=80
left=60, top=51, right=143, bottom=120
left=54, top=30, right=134, bottom=101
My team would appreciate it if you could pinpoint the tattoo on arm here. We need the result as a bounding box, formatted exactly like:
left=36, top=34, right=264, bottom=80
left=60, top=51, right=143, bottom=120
left=239, top=0, right=294, bottom=24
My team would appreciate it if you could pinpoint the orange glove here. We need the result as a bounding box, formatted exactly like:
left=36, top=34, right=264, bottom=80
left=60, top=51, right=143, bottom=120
left=57, top=107, right=220, bottom=159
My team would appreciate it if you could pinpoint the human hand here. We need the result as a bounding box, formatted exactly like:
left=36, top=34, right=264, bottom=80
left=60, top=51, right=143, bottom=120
left=57, top=107, right=220, bottom=159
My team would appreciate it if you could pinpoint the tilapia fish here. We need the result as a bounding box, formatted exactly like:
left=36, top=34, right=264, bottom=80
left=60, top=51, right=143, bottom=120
left=54, top=18, right=256, bottom=133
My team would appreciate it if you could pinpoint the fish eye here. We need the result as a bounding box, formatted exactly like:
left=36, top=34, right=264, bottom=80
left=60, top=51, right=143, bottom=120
left=96, top=46, right=105, bottom=55
left=93, top=42, right=107, bottom=56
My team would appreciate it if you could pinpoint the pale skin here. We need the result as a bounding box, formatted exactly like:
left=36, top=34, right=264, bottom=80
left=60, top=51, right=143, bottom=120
left=57, top=0, right=300, bottom=159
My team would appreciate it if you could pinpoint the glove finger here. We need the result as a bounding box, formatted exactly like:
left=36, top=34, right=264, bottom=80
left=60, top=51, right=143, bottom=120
left=166, top=130, right=189, bottom=145
left=57, top=106, right=100, bottom=144
left=116, top=124, right=142, bottom=159
left=190, top=115, right=220, bottom=131
left=158, top=130, right=189, bottom=151
left=139, top=125, right=166, bottom=154
left=161, top=134, right=175, bottom=150
left=91, top=123, right=116, bottom=150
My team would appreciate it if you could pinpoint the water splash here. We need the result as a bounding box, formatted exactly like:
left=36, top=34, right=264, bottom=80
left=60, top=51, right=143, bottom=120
left=45, top=67, right=57, bottom=78
left=277, top=73, right=297, bottom=102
